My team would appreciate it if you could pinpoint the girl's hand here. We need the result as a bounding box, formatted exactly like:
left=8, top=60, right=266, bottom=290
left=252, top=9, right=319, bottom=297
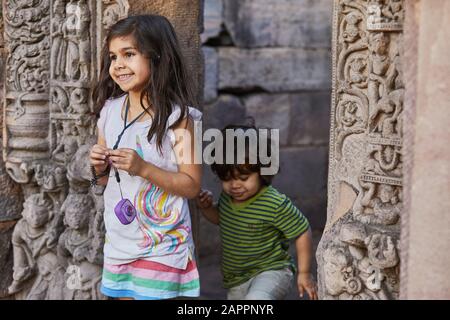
left=297, top=272, right=318, bottom=300
left=108, top=148, right=145, bottom=176
left=197, top=189, right=214, bottom=210
left=90, top=144, right=109, bottom=173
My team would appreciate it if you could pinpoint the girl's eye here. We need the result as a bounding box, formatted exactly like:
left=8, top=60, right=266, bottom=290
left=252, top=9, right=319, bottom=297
left=109, top=55, right=116, bottom=61
left=125, top=52, right=135, bottom=58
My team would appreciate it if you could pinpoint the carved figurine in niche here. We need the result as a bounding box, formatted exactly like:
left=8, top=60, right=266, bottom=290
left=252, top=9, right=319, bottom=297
left=8, top=195, right=54, bottom=295
left=370, top=94, right=402, bottom=137
left=69, top=88, right=89, bottom=114
left=51, top=0, right=67, bottom=79
left=356, top=184, right=401, bottom=225
left=368, top=32, right=390, bottom=107
left=61, top=0, right=82, bottom=80
left=57, top=194, right=94, bottom=266
left=50, top=86, right=69, bottom=113
left=381, top=0, right=403, bottom=22
left=52, top=120, right=80, bottom=163
left=76, top=0, right=91, bottom=82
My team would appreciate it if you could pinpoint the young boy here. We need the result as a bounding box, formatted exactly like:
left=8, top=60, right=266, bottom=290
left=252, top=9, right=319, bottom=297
left=197, top=125, right=318, bottom=300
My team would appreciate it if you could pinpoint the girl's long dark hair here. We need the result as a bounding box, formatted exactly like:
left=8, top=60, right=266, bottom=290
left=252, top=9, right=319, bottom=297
left=92, top=15, right=196, bottom=150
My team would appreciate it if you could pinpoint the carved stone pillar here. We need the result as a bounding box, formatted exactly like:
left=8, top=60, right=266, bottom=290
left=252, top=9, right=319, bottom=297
left=2, top=0, right=129, bottom=300
left=317, top=0, right=404, bottom=300
left=0, top=2, right=24, bottom=298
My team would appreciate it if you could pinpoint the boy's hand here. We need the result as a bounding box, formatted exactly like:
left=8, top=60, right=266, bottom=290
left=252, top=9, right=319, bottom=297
left=297, top=272, right=318, bottom=300
left=197, top=189, right=214, bottom=210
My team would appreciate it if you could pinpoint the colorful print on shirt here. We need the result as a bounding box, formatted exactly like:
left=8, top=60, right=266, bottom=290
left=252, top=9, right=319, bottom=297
left=136, top=135, right=144, bottom=159
left=134, top=182, right=190, bottom=253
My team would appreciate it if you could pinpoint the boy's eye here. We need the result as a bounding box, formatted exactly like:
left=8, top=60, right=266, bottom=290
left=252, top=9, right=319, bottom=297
left=239, top=176, right=249, bottom=181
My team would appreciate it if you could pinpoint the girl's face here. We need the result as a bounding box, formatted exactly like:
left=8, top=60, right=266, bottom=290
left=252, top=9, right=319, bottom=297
left=108, top=35, right=151, bottom=94
left=221, top=171, right=263, bottom=204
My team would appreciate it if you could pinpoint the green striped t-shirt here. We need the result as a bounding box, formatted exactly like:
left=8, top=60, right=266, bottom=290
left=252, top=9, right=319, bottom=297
left=218, top=185, right=310, bottom=289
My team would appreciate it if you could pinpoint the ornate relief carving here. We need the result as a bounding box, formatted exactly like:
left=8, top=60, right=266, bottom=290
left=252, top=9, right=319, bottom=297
left=318, top=0, right=404, bottom=300
left=3, top=0, right=51, bottom=185
left=102, top=0, right=129, bottom=30
left=4, top=0, right=128, bottom=300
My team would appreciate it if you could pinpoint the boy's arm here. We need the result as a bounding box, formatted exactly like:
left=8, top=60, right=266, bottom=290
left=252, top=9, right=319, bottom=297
left=295, top=227, right=318, bottom=300
left=197, top=190, right=220, bottom=225
left=201, top=204, right=220, bottom=225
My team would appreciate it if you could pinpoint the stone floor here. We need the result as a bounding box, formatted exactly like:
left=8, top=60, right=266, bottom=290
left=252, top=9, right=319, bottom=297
left=198, top=230, right=322, bottom=300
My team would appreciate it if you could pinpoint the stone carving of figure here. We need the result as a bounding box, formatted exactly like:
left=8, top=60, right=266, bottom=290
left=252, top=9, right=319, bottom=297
left=8, top=195, right=56, bottom=296
left=58, top=193, right=104, bottom=299
left=69, top=88, right=89, bottom=114
left=381, top=0, right=403, bottom=22
left=26, top=253, right=65, bottom=300
left=58, top=0, right=91, bottom=81
left=368, top=32, right=390, bottom=106
left=51, top=0, right=66, bottom=79
left=52, top=121, right=80, bottom=163
left=62, top=1, right=80, bottom=80
left=57, top=194, right=94, bottom=266
left=349, top=58, right=367, bottom=87
left=365, top=233, right=399, bottom=269
left=343, top=13, right=362, bottom=43
left=76, top=0, right=91, bottom=82
left=356, top=184, right=401, bottom=225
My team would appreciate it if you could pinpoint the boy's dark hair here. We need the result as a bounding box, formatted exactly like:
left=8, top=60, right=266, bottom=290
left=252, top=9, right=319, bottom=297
left=92, top=14, right=196, bottom=151
left=210, top=124, right=277, bottom=186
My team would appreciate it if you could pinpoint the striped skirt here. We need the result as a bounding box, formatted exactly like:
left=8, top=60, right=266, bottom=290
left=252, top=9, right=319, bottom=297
left=100, top=259, right=200, bottom=300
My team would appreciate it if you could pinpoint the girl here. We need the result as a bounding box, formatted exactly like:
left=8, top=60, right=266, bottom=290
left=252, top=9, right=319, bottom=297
left=89, top=15, right=202, bottom=300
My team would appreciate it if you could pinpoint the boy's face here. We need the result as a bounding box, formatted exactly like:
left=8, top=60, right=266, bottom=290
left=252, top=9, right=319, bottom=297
left=222, top=171, right=262, bottom=203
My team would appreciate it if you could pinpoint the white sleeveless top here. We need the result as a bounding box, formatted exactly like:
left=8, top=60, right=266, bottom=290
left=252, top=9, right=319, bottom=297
left=97, top=94, right=202, bottom=269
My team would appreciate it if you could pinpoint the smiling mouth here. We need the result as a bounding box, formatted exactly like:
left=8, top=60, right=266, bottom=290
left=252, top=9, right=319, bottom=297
left=117, top=74, right=133, bottom=82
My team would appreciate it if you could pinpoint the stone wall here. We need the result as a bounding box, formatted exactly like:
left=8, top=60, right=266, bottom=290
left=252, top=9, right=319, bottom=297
left=199, top=0, right=333, bottom=260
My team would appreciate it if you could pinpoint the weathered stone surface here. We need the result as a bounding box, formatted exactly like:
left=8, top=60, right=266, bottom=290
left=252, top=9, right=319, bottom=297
left=203, top=46, right=218, bottom=103
left=317, top=0, right=404, bottom=300
left=243, top=94, right=291, bottom=146
left=272, top=147, right=328, bottom=230
left=223, top=0, right=333, bottom=48
left=203, top=95, right=246, bottom=130
left=0, top=222, right=16, bottom=298
left=218, top=48, right=331, bottom=92
left=201, top=0, right=223, bottom=43
left=289, top=92, right=331, bottom=146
